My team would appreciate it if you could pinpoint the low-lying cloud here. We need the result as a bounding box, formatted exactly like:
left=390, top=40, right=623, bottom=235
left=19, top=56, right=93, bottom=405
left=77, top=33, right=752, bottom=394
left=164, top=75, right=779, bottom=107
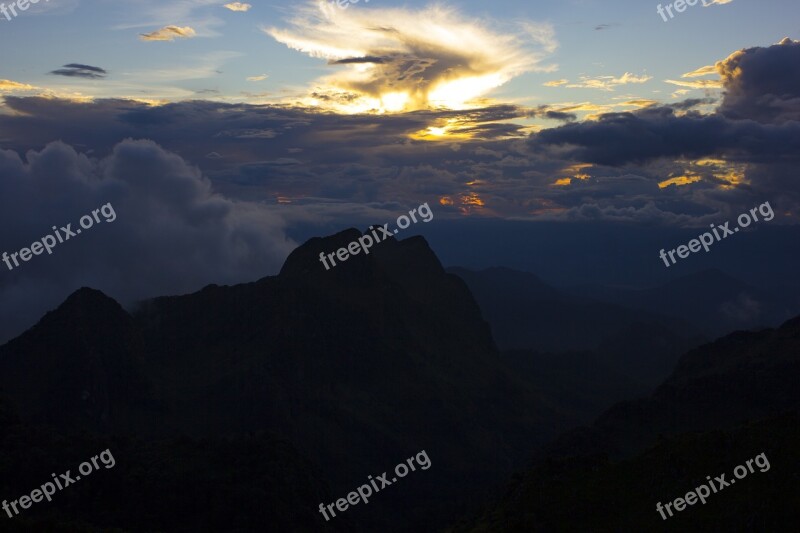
left=0, top=139, right=294, bottom=344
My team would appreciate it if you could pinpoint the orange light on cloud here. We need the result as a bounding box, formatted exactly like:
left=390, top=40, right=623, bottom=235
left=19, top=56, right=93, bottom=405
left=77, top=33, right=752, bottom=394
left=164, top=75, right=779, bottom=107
left=460, top=193, right=485, bottom=207
left=553, top=163, right=592, bottom=186
left=658, top=174, right=702, bottom=189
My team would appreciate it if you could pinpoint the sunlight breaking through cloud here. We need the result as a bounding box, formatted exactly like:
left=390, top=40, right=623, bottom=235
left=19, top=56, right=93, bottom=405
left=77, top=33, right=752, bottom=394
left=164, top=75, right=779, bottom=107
left=265, top=1, right=557, bottom=113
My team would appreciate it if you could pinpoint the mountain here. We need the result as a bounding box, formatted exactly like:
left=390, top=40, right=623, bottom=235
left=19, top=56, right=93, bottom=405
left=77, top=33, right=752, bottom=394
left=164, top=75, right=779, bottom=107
left=452, top=414, right=800, bottom=532
left=0, top=287, right=161, bottom=435
left=449, top=267, right=703, bottom=418
left=448, top=266, right=700, bottom=355
left=453, top=316, right=800, bottom=531
left=0, top=230, right=570, bottom=532
left=0, top=394, right=347, bottom=532
left=570, top=268, right=800, bottom=338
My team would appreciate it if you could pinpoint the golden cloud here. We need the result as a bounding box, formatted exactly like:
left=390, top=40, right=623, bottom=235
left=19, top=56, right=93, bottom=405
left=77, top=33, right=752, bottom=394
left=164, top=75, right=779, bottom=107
left=664, top=78, right=723, bottom=89
left=681, top=65, right=718, bottom=78
left=0, top=80, right=38, bottom=92
left=140, top=26, right=197, bottom=42
left=266, top=1, right=557, bottom=113
left=564, top=72, right=652, bottom=91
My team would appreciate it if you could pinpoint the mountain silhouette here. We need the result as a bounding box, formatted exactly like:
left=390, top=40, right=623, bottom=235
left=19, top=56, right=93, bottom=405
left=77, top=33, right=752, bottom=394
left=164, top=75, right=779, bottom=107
left=0, top=230, right=570, bottom=532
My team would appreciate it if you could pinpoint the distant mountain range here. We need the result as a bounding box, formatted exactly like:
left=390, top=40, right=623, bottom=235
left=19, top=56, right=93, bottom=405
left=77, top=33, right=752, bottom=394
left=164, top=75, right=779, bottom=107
left=451, top=266, right=800, bottom=423
left=453, top=316, right=800, bottom=531
left=568, top=268, right=800, bottom=339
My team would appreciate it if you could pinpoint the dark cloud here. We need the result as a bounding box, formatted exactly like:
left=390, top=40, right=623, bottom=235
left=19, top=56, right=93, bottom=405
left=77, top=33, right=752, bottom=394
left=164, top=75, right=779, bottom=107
left=530, top=40, right=800, bottom=161
left=330, top=56, right=388, bottom=65
left=518, top=40, right=800, bottom=228
left=530, top=109, right=800, bottom=166
left=544, top=110, right=577, bottom=122
left=49, top=64, right=108, bottom=79
left=663, top=98, right=717, bottom=111
left=718, top=38, right=800, bottom=124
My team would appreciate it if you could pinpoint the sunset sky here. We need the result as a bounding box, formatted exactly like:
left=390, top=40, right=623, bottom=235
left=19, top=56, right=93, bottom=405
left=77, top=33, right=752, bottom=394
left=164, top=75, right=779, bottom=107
left=1, top=0, right=799, bottom=342
left=1, top=0, right=795, bottom=111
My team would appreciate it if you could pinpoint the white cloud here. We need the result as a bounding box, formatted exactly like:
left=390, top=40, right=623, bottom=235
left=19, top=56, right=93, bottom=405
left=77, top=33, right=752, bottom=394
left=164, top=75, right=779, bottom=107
left=224, top=2, right=252, bottom=12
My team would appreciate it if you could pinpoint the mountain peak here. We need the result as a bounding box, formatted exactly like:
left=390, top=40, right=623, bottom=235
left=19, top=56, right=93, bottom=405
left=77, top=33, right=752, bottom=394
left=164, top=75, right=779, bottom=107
left=61, top=286, right=122, bottom=309
left=278, top=227, right=443, bottom=283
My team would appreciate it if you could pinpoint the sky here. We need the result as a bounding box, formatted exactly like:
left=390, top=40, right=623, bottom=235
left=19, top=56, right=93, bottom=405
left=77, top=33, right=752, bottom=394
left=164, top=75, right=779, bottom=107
left=1, top=0, right=799, bottom=342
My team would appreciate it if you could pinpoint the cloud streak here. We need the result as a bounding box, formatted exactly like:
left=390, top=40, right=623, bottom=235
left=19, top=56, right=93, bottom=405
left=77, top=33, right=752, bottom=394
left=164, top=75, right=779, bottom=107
left=140, top=25, right=197, bottom=42
left=49, top=64, right=109, bottom=79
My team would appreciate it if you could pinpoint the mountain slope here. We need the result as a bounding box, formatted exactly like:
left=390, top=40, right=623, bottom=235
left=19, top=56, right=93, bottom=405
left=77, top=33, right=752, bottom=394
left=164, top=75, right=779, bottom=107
left=453, top=316, right=800, bottom=531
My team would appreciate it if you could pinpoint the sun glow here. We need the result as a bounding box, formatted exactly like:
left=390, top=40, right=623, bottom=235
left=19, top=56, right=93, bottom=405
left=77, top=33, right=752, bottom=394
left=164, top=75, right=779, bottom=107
left=380, top=91, right=410, bottom=112
left=409, top=118, right=474, bottom=141
left=428, top=73, right=506, bottom=110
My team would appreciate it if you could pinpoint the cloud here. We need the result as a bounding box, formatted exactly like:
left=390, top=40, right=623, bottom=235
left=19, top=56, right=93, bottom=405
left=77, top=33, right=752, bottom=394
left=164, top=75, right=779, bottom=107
left=717, top=37, right=800, bottom=124
left=682, top=65, right=717, bottom=78
left=526, top=40, right=800, bottom=222
left=49, top=64, right=109, bottom=79
left=246, top=74, right=269, bottom=81
left=564, top=72, right=652, bottom=91
left=2, top=33, right=799, bottom=237
left=0, top=80, right=38, bottom=92
left=0, top=139, right=294, bottom=345
left=620, top=99, right=659, bottom=108
left=139, top=25, right=197, bottom=42
left=664, top=78, right=723, bottom=89
left=543, top=79, right=568, bottom=87
left=224, top=2, right=251, bottom=11
left=265, top=1, right=557, bottom=112
left=530, top=106, right=800, bottom=166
